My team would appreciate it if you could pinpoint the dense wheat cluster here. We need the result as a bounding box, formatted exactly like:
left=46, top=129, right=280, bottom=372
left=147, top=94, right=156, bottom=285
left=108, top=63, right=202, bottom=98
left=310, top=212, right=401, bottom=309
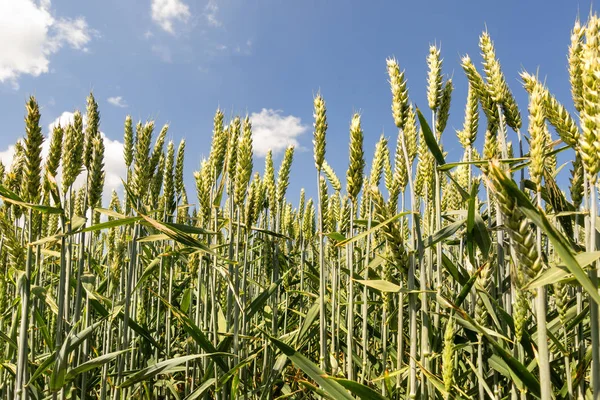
left=1, top=15, right=600, bottom=400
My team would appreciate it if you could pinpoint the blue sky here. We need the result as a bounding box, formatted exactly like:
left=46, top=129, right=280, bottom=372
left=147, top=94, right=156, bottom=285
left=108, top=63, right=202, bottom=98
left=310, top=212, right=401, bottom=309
left=0, top=0, right=593, bottom=204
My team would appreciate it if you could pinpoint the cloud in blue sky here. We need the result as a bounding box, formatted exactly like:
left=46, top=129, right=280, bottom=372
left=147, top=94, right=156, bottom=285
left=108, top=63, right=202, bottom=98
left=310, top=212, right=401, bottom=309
left=250, top=109, right=309, bottom=157
left=151, top=0, right=191, bottom=34
left=0, top=0, right=95, bottom=87
left=107, top=96, right=128, bottom=108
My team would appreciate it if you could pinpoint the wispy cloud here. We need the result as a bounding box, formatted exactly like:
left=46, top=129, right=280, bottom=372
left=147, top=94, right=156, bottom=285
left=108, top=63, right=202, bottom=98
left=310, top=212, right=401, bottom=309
left=250, top=109, right=308, bottom=157
left=204, top=0, right=221, bottom=27
left=107, top=96, right=128, bottom=108
left=151, top=0, right=191, bottom=34
left=0, top=0, right=96, bottom=87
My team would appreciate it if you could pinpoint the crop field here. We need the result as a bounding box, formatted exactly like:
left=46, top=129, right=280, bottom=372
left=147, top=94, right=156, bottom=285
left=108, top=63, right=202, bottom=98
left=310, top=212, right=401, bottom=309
left=1, top=12, right=600, bottom=400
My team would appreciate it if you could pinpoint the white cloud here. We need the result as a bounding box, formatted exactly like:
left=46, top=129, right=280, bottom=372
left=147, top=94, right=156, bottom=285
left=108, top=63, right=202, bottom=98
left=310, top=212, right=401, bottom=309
left=204, top=0, right=221, bottom=27
left=250, top=109, right=308, bottom=157
left=107, top=96, right=128, bottom=108
left=0, top=111, right=126, bottom=206
left=0, top=144, right=18, bottom=170
left=0, top=0, right=95, bottom=85
left=151, top=0, right=191, bottom=34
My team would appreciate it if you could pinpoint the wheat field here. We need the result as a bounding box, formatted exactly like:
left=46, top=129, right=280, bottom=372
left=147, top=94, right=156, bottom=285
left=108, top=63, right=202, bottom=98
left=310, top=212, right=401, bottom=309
left=1, top=13, right=600, bottom=400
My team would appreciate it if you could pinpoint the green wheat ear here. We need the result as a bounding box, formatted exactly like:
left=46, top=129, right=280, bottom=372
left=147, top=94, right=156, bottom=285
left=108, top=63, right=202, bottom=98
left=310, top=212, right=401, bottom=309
left=386, top=57, right=410, bottom=130
left=123, top=115, right=134, bottom=168
left=22, top=96, right=44, bottom=205
left=346, top=113, right=365, bottom=202
left=458, top=83, right=479, bottom=149
left=235, top=116, right=253, bottom=205
left=580, top=14, right=600, bottom=183
left=427, top=45, right=443, bottom=111
left=521, top=71, right=580, bottom=149
left=62, top=111, right=84, bottom=193
left=436, top=78, right=453, bottom=135
left=527, top=82, right=547, bottom=191
left=313, top=94, right=327, bottom=170
left=569, top=18, right=585, bottom=113
left=88, top=135, right=105, bottom=209
left=84, top=92, right=100, bottom=170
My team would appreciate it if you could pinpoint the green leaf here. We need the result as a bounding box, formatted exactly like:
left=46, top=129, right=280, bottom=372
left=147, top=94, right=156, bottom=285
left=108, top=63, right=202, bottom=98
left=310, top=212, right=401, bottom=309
left=416, top=108, right=445, bottom=165
left=184, top=378, right=216, bottom=400
left=325, top=231, right=346, bottom=242
left=0, top=183, right=63, bottom=214
left=158, top=295, right=230, bottom=372
left=424, top=219, right=465, bottom=248
left=327, top=377, right=386, bottom=400
left=267, top=335, right=354, bottom=399
left=120, top=355, right=206, bottom=388
left=79, top=216, right=141, bottom=233
left=66, top=349, right=129, bottom=380
left=50, top=320, right=104, bottom=391
left=355, top=279, right=401, bottom=293
left=336, top=212, right=410, bottom=247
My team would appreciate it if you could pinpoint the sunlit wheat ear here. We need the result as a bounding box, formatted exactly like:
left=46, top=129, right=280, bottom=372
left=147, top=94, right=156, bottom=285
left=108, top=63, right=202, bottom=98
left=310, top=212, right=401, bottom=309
left=276, top=146, right=295, bottom=207
left=209, top=109, right=227, bottom=178
left=84, top=92, right=100, bottom=170
left=149, top=124, right=168, bottom=178
left=427, top=45, right=443, bottom=111
left=386, top=57, right=409, bottom=130
left=369, top=134, right=387, bottom=189
left=442, top=315, right=455, bottom=395
left=319, top=174, right=328, bottom=220
left=194, top=160, right=209, bottom=222
left=313, top=94, right=327, bottom=170
left=569, top=18, right=585, bottom=113
left=570, top=154, right=584, bottom=209
left=150, top=152, right=164, bottom=207
left=346, top=113, right=365, bottom=202
left=132, top=120, right=154, bottom=199
left=326, top=192, right=340, bottom=235
left=580, top=14, right=600, bottom=183
left=235, top=116, right=254, bottom=205
left=88, top=136, right=105, bottom=209
left=62, top=112, right=84, bottom=193
left=302, top=198, right=315, bottom=240
left=174, top=138, right=186, bottom=199
left=263, top=150, right=276, bottom=212
left=528, top=83, right=547, bottom=191
left=123, top=115, right=134, bottom=169
left=163, top=141, right=176, bottom=216
left=371, top=188, right=407, bottom=271
left=461, top=54, right=500, bottom=129
left=405, top=104, right=418, bottom=163
left=521, top=71, right=580, bottom=149
left=44, top=125, right=63, bottom=194
left=384, top=140, right=399, bottom=210
left=436, top=78, right=453, bottom=135
left=457, top=84, right=479, bottom=149
left=224, top=121, right=239, bottom=198
left=22, top=96, right=44, bottom=205
left=513, top=289, right=529, bottom=342
left=486, top=161, right=541, bottom=287
left=322, top=160, right=341, bottom=192
left=475, top=256, right=494, bottom=325
left=414, top=129, right=428, bottom=197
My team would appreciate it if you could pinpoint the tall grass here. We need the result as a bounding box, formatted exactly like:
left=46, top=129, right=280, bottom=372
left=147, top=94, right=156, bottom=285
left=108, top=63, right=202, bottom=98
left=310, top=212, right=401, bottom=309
left=1, top=15, right=600, bottom=400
